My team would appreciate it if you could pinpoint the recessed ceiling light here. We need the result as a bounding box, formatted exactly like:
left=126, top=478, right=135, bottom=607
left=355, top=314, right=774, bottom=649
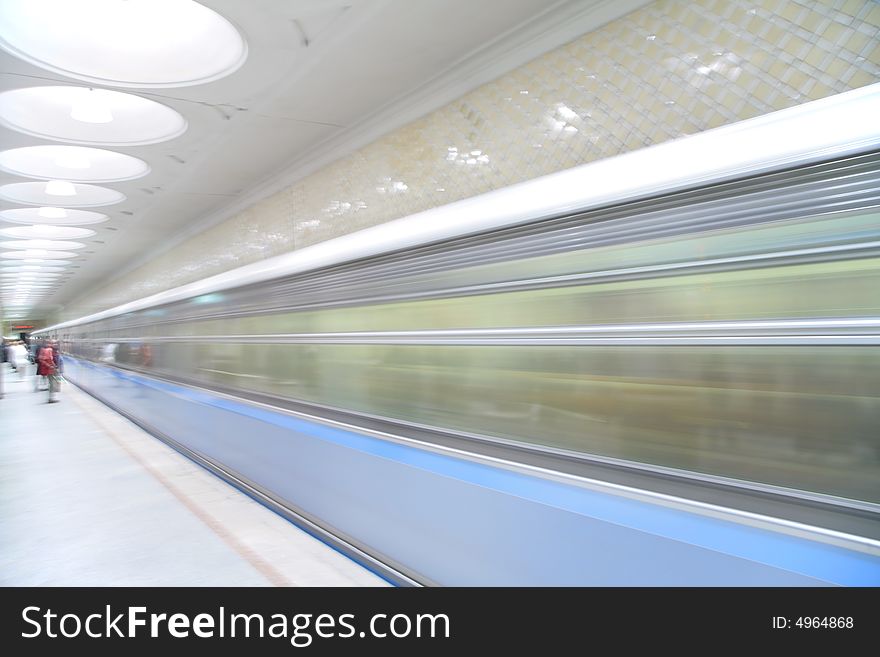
left=0, top=86, right=188, bottom=146
left=3, top=284, right=61, bottom=290
left=0, top=145, right=149, bottom=182
left=2, top=263, right=69, bottom=270
left=1, top=239, right=86, bottom=251
left=54, top=152, right=91, bottom=169
left=2, top=251, right=79, bottom=260
left=0, top=0, right=248, bottom=88
left=20, top=259, right=73, bottom=266
left=2, top=264, right=67, bottom=271
left=70, top=89, right=114, bottom=124
left=0, top=226, right=96, bottom=240
left=11, top=290, right=57, bottom=294
left=2, top=282, right=53, bottom=287
left=0, top=208, right=110, bottom=231
left=0, top=281, right=63, bottom=290
left=1, top=273, right=63, bottom=278
left=1, top=265, right=66, bottom=272
left=0, top=207, right=109, bottom=226
left=45, top=180, right=76, bottom=196
left=0, top=182, right=124, bottom=207
left=39, top=207, right=67, bottom=219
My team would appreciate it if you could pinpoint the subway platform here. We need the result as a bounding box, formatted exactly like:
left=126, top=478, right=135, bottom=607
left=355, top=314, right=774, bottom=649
left=0, top=363, right=388, bottom=587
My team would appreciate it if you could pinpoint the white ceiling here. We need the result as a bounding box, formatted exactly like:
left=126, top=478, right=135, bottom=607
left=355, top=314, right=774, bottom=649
left=0, top=0, right=638, bottom=321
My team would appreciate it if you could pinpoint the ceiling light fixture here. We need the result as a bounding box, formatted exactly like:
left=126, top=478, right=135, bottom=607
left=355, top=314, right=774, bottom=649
left=44, top=180, right=77, bottom=196
left=54, top=152, right=91, bottom=169
left=0, top=0, right=248, bottom=88
left=0, top=182, right=123, bottom=208
left=2, top=266, right=66, bottom=272
left=38, top=207, right=68, bottom=219
left=2, top=251, right=79, bottom=260
left=2, top=283, right=51, bottom=288
left=1, top=273, right=62, bottom=279
left=1, top=207, right=109, bottom=226
left=0, top=225, right=96, bottom=240
left=1, top=239, right=86, bottom=251
left=70, top=88, right=113, bottom=124
left=0, top=145, right=149, bottom=182
left=0, top=181, right=123, bottom=207
left=20, top=259, right=74, bottom=265
left=0, top=86, right=187, bottom=146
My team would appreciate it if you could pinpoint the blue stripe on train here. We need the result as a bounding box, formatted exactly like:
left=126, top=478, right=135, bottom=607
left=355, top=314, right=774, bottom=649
left=81, top=358, right=880, bottom=585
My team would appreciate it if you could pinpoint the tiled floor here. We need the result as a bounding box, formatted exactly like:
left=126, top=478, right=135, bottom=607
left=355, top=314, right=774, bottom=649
left=0, top=363, right=388, bottom=587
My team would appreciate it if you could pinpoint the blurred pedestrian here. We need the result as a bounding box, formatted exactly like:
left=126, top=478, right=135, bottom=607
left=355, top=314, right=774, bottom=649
left=38, top=341, right=61, bottom=403
left=33, top=342, right=47, bottom=391
left=8, top=341, right=28, bottom=377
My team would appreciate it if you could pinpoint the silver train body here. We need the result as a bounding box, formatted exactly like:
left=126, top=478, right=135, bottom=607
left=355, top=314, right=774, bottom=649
left=39, top=86, right=880, bottom=585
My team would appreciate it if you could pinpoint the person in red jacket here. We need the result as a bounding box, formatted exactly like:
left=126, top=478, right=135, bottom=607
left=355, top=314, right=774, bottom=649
left=33, top=342, right=46, bottom=392
left=38, top=341, right=61, bottom=403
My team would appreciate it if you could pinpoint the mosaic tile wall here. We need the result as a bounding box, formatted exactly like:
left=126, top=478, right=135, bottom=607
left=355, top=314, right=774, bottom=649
left=63, top=0, right=880, bottom=319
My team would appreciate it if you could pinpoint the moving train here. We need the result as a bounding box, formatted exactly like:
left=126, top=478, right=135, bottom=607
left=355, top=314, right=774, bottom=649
left=36, top=84, right=880, bottom=585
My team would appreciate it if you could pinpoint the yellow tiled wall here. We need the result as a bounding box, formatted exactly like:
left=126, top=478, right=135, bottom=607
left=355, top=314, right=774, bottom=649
left=64, top=0, right=880, bottom=318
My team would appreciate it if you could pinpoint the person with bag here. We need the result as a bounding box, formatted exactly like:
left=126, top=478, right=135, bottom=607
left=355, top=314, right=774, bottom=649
left=38, top=341, right=61, bottom=403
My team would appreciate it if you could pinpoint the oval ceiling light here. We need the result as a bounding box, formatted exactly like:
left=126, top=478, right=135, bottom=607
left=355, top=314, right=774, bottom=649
left=0, top=265, right=67, bottom=271
left=2, top=281, right=63, bottom=287
left=2, top=262, right=67, bottom=269
left=1, top=239, right=86, bottom=251
left=2, top=260, right=71, bottom=267
left=0, top=282, right=54, bottom=290
left=1, top=272, right=63, bottom=278
left=0, top=262, right=70, bottom=274
left=45, top=180, right=77, bottom=196
left=2, top=251, right=79, bottom=260
left=0, top=0, right=247, bottom=88
left=0, top=146, right=149, bottom=182
left=0, top=225, right=96, bottom=240
left=0, top=179, right=127, bottom=210
left=0, top=87, right=188, bottom=146
left=0, top=207, right=110, bottom=226
left=38, top=207, right=67, bottom=219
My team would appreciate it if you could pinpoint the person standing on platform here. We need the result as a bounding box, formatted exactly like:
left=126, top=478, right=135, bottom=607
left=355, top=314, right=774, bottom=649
left=32, top=342, right=47, bottom=391
left=8, top=341, right=29, bottom=377
left=38, top=341, right=61, bottom=403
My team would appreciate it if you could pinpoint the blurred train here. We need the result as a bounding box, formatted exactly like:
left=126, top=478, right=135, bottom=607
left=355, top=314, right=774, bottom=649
left=35, top=85, right=880, bottom=585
